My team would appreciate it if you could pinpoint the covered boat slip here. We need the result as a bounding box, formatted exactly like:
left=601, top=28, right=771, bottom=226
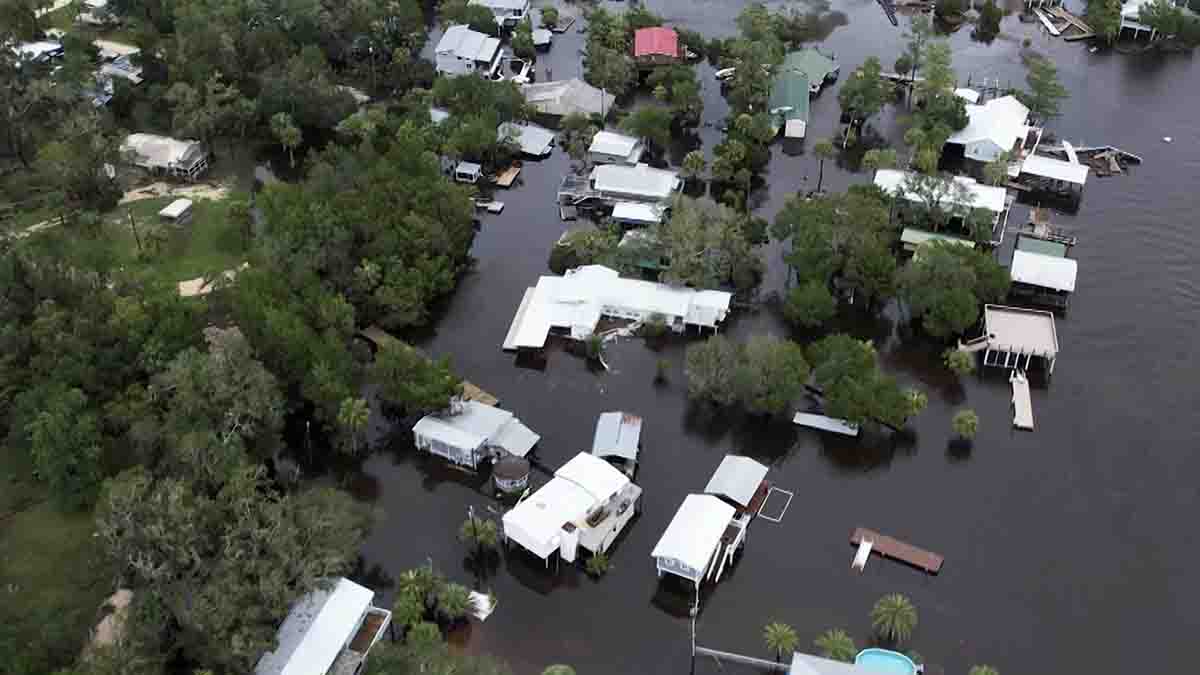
left=591, top=411, right=642, bottom=471
left=502, top=452, right=642, bottom=564
left=704, top=455, right=769, bottom=514
left=1009, top=249, right=1077, bottom=309
left=651, top=494, right=738, bottom=586
left=981, top=304, right=1059, bottom=374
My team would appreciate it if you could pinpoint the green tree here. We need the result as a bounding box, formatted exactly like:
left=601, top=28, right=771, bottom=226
left=871, top=594, right=918, bottom=644
left=969, top=666, right=1000, bottom=675
left=685, top=334, right=741, bottom=406
left=435, top=582, right=473, bottom=623
left=440, top=0, right=499, bottom=34
left=838, top=57, right=891, bottom=128
left=542, top=667, right=576, bottom=675
left=459, top=514, right=500, bottom=555
left=943, top=347, right=977, bottom=376
left=983, top=150, right=1013, bottom=186
left=1138, top=0, right=1200, bottom=47
left=337, top=397, right=371, bottom=454
left=814, top=628, right=857, bottom=663
left=1021, top=54, right=1069, bottom=122
left=36, top=111, right=122, bottom=212
left=558, top=113, right=600, bottom=164
left=975, top=0, right=1004, bottom=40
left=953, top=409, right=980, bottom=439
left=270, top=112, right=303, bottom=168
left=370, top=343, right=462, bottom=419
left=808, top=334, right=915, bottom=431
left=658, top=196, right=763, bottom=291
left=763, top=621, right=799, bottom=662
left=549, top=228, right=618, bottom=274
left=165, top=73, right=251, bottom=158
left=585, top=46, right=635, bottom=102
left=391, top=593, right=425, bottom=635
left=862, top=148, right=898, bottom=174
left=900, top=242, right=1010, bottom=338
left=904, top=388, right=928, bottom=419
left=900, top=15, right=933, bottom=82
left=620, top=106, right=673, bottom=156
left=682, top=150, right=707, bottom=184
left=27, top=387, right=103, bottom=510
left=784, top=280, right=837, bottom=329
left=540, top=7, right=559, bottom=28
left=813, top=138, right=837, bottom=194
left=585, top=551, right=610, bottom=577
left=734, top=335, right=810, bottom=416
left=512, top=18, right=535, bottom=59
left=1087, top=0, right=1123, bottom=42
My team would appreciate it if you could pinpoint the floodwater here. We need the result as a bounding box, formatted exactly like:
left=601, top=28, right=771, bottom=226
left=356, top=3, right=1200, bottom=674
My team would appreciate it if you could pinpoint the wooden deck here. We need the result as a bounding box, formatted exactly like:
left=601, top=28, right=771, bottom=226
left=462, top=382, right=499, bottom=406
left=495, top=166, right=521, bottom=188
left=850, top=527, right=944, bottom=574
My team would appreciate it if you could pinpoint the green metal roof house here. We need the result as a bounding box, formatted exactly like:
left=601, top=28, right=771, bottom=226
left=768, top=71, right=811, bottom=139
left=781, top=48, right=839, bottom=94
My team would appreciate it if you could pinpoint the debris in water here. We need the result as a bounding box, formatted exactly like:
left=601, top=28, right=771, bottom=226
left=1163, top=137, right=1172, bottom=143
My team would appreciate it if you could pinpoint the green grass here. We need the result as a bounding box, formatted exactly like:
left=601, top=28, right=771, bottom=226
left=0, top=452, right=113, bottom=674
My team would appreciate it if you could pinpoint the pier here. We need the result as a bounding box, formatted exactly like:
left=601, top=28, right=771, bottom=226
left=1011, top=371, right=1034, bottom=430
left=850, top=527, right=944, bottom=574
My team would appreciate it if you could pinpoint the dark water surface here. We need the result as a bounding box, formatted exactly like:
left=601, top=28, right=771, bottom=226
left=360, top=3, right=1200, bottom=673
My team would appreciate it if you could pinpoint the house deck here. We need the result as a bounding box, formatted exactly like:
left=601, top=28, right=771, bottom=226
left=850, top=527, right=944, bottom=573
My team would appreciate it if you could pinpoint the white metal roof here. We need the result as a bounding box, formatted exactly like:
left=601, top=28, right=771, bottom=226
left=554, top=451, right=629, bottom=503
left=589, top=131, right=641, bottom=158
left=984, top=304, right=1059, bottom=357
left=1011, top=249, right=1077, bottom=292
left=122, top=133, right=204, bottom=169
left=704, top=455, right=768, bottom=507
left=947, top=95, right=1031, bottom=153
left=611, top=201, right=665, bottom=224
left=254, top=578, right=373, bottom=675
left=498, top=122, right=556, bottom=156
left=789, top=651, right=879, bottom=675
left=12, top=40, right=63, bottom=61
left=471, top=0, right=527, bottom=10
left=900, top=228, right=976, bottom=250
left=874, top=169, right=1007, bottom=214
left=435, top=25, right=501, bottom=63
left=792, top=413, right=860, bottom=436
left=591, top=412, right=642, bottom=462
left=590, top=163, right=680, bottom=201
left=507, top=265, right=732, bottom=348
left=954, top=87, right=981, bottom=104
left=411, top=401, right=514, bottom=450
left=491, top=419, right=540, bottom=457
left=1019, top=154, right=1089, bottom=186
left=158, top=199, right=192, bottom=219
left=650, top=495, right=735, bottom=576
left=521, top=79, right=614, bottom=117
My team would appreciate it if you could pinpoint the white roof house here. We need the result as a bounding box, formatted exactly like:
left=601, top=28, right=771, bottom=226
left=521, top=79, right=615, bottom=117
left=591, top=411, right=642, bottom=462
left=12, top=40, right=63, bottom=63
left=704, top=455, right=768, bottom=509
left=503, top=265, right=732, bottom=350
left=503, top=452, right=641, bottom=562
left=434, top=25, right=501, bottom=76
left=588, top=131, right=645, bottom=165
left=255, top=578, right=391, bottom=675
left=946, top=95, right=1037, bottom=164
left=874, top=169, right=1008, bottom=214
left=121, top=133, right=209, bottom=180
left=498, top=122, right=556, bottom=157
left=470, top=0, right=529, bottom=25
left=589, top=163, right=681, bottom=202
left=1010, top=250, right=1077, bottom=292
left=412, top=400, right=540, bottom=469
left=651, top=494, right=736, bottom=585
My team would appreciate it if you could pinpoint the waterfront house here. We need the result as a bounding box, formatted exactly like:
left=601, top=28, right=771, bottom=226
left=633, top=27, right=681, bottom=66
left=557, top=163, right=681, bottom=206
left=254, top=578, right=391, bottom=675
left=469, top=0, right=529, bottom=28
left=651, top=494, right=739, bottom=589
left=503, top=452, right=642, bottom=565
left=588, top=131, right=645, bottom=165
left=121, top=133, right=209, bottom=181
left=945, top=95, right=1042, bottom=172
left=768, top=70, right=811, bottom=139
left=780, top=48, right=839, bottom=94
left=502, top=264, right=732, bottom=350
left=1008, top=234, right=1077, bottom=309
left=873, top=169, right=1011, bottom=246
left=412, top=400, right=540, bottom=469
left=434, top=25, right=502, bottom=77
left=498, top=122, right=556, bottom=157
left=591, top=411, right=643, bottom=477
left=612, top=202, right=666, bottom=228
left=521, top=78, right=615, bottom=118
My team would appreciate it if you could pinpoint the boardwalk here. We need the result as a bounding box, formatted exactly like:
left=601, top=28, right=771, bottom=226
left=851, top=527, right=944, bottom=574
left=1011, top=371, right=1034, bottom=430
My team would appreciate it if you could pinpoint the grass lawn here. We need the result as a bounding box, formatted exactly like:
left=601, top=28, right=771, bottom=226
left=0, top=447, right=113, bottom=674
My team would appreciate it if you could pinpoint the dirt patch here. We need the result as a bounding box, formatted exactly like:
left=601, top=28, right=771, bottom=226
left=120, top=181, right=230, bottom=204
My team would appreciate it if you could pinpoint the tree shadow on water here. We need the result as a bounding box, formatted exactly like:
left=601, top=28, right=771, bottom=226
left=816, top=427, right=918, bottom=474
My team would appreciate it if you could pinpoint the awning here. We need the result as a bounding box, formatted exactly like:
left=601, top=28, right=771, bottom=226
left=703, top=455, right=768, bottom=508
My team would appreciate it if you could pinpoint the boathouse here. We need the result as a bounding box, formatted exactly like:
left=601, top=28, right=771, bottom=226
left=1015, top=153, right=1088, bottom=200
left=412, top=400, right=540, bottom=469
left=945, top=95, right=1041, bottom=169
left=1009, top=235, right=1077, bottom=309
left=254, top=578, right=391, bottom=675
left=873, top=169, right=1011, bottom=245
left=502, top=452, right=642, bottom=565
left=434, top=25, right=502, bottom=77
left=502, top=264, right=732, bottom=350
left=591, top=411, right=643, bottom=477
left=588, top=131, right=645, bottom=165
left=652, top=494, right=739, bottom=588
left=980, top=304, right=1059, bottom=373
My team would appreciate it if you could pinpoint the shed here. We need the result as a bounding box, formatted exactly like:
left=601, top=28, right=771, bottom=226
left=158, top=198, right=193, bottom=224
left=704, top=455, right=768, bottom=509
left=633, top=27, right=680, bottom=60
left=254, top=578, right=391, bottom=675
left=498, top=122, right=556, bottom=157
left=454, top=161, right=483, bottom=183
left=651, top=494, right=736, bottom=585
left=792, top=412, right=860, bottom=436
left=412, top=400, right=539, bottom=469
left=588, top=131, right=645, bottom=165
left=521, top=79, right=615, bottom=118
left=591, top=412, right=642, bottom=463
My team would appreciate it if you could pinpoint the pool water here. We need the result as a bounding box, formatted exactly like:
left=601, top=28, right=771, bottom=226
left=854, top=648, right=918, bottom=675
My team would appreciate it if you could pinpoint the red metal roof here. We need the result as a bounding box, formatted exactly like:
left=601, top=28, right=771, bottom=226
left=633, top=27, right=679, bottom=58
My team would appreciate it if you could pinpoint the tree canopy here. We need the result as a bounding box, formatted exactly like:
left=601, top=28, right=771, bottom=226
left=899, top=241, right=1010, bottom=338
left=686, top=334, right=809, bottom=416
left=807, top=334, right=921, bottom=430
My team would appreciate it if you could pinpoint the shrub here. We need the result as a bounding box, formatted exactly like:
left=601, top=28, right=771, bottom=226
left=585, top=552, right=610, bottom=577
left=540, top=6, right=559, bottom=27
left=953, top=409, right=979, bottom=439
left=943, top=348, right=977, bottom=376
left=655, top=358, right=670, bottom=383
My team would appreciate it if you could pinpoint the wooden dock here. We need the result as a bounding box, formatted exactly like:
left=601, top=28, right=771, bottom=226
left=494, top=166, right=521, bottom=188
left=1010, top=370, right=1034, bottom=430
left=850, top=527, right=944, bottom=574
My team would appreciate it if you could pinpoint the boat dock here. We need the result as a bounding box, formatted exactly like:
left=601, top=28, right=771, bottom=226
left=850, top=527, right=944, bottom=574
left=1011, top=370, right=1034, bottom=430
left=494, top=165, right=521, bottom=188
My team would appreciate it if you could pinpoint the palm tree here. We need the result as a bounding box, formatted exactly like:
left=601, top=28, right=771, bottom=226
left=871, top=594, right=918, bottom=644
left=968, top=666, right=999, bottom=675
left=337, top=397, right=370, bottom=454
left=814, top=628, right=857, bottom=663
left=682, top=150, right=707, bottom=186
left=813, top=139, right=837, bottom=194
left=953, top=409, right=979, bottom=440
left=435, top=582, right=474, bottom=623
left=458, top=514, right=500, bottom=555
left=390, top=592, right=425, bottom=641
left=542, top=667, right=576, bottom=675
left=763, top=622, right=799, bottom=662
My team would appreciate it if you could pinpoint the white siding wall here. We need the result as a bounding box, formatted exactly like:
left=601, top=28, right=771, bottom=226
left=436, top=54, right=474, bottom=76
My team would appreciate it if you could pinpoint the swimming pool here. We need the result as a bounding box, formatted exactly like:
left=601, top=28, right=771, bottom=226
left=854, top=648, right=918, bottom=675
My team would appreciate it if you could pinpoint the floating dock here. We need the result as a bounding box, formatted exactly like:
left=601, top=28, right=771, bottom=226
left=850, top=527, right=944, bottom=574
left=1011, top=370, right=1034, bottom=430
left=793, top=412, right=861, bottom=436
